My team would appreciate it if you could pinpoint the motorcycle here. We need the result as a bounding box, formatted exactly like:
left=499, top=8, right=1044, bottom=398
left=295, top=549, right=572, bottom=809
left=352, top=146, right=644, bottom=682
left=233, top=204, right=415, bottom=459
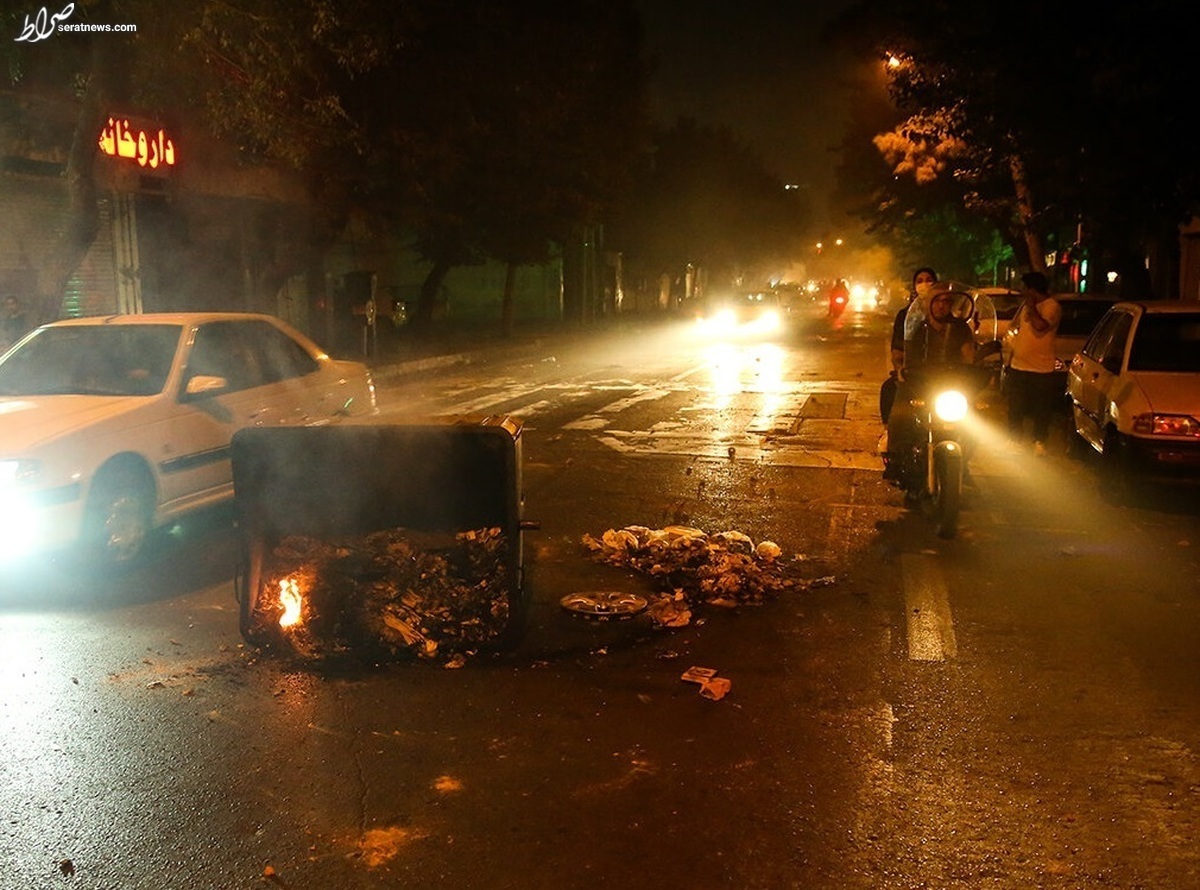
left=884, top=363, right=993, bottom=538
left=828, top=288, right=848, bottom=319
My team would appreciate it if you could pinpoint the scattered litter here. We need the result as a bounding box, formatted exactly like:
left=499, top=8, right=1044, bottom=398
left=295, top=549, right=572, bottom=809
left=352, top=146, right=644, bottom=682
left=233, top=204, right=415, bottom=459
left=647, top=593, right=692, bottom=627
left=582, top=524, right=833, bottom=629
left=681, top=665, right=732, bottom=700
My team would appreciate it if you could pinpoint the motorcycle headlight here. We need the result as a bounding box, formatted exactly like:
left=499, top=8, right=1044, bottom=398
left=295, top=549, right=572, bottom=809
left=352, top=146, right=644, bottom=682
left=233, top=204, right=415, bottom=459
left=933, top=390, right=969, bottom=423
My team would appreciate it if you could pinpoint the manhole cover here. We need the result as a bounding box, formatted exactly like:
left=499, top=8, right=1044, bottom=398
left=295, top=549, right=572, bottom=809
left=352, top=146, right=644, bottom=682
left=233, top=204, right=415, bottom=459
left=560, top=591, right=649, bottom=620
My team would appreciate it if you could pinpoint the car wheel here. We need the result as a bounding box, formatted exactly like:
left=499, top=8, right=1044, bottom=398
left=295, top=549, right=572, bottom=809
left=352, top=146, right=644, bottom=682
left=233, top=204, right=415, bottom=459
left=83, top=463, right=156, bottom=571
left=1099, top=429, right=1133, bottom=505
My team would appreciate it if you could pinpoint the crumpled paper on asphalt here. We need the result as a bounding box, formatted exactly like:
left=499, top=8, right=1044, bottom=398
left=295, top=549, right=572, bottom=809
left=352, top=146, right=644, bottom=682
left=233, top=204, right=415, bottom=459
left=681, top=665, right=732, bottom=700
left=582, top=524, right=834, bottom=628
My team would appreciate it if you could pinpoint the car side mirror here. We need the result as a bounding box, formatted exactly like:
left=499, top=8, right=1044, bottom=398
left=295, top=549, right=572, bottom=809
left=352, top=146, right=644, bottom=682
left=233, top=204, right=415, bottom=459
left=1101, top=356, right=1121, bottom=375
left=185, top=374, right=229, bottom=397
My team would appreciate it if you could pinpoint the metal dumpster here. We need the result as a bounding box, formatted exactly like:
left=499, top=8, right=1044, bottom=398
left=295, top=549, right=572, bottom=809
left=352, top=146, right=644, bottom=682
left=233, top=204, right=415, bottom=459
left=230, top=415, right=533, bottom=657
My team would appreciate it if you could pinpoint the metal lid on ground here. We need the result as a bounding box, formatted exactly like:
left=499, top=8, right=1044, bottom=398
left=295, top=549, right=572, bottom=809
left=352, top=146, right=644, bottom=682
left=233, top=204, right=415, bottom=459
left=560, top=591, right=649, bottom=620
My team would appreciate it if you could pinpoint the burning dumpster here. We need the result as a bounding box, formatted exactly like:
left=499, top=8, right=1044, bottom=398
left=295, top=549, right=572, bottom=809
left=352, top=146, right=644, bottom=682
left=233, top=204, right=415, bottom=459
left=230, top=415, right=533, bottom=660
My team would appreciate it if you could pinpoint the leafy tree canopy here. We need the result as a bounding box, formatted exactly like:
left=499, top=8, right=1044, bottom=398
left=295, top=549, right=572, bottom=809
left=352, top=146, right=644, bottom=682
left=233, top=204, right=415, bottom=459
left=829, top=0, right=1200, bottom=292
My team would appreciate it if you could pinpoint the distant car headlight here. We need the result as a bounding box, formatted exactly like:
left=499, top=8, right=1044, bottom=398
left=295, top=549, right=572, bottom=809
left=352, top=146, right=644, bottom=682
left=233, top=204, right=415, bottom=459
left=1132, top=413, right=1200, bottom=437
left=694, top=308, right=739, bottom=337
left=933, top=389, right=969, bottom=423
left=752, top=310, right=781, bottom=332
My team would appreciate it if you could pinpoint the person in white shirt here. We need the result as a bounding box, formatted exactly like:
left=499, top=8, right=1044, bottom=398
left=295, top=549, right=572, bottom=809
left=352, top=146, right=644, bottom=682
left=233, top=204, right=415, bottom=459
left=1005, top=271, right=1062, bottom=455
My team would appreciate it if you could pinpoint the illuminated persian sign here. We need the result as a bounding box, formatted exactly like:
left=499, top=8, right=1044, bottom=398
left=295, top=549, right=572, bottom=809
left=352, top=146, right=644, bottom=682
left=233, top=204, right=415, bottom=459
left=98, top=117, right=176, bottom=169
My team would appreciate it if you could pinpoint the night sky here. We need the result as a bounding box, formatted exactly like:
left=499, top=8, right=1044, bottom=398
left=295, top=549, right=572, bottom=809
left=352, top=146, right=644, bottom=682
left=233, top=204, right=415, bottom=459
left=635, top=0, right=859, bottom=226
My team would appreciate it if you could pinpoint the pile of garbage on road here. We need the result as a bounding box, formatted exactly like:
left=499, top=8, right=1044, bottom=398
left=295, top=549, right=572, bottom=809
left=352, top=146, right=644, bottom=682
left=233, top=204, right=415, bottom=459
left=581, top=524, right=834, bottom=628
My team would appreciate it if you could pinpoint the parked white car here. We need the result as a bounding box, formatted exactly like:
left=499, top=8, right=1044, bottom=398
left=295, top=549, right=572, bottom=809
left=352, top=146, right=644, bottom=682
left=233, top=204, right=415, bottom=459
left=1066, top=300, right=1200, bottom=497
left=0, top=312, right=377, bottom=570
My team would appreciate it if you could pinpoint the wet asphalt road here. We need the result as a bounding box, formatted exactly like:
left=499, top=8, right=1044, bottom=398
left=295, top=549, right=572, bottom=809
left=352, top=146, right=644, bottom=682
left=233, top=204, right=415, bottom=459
left=2, top=309, right=1200, bottom=889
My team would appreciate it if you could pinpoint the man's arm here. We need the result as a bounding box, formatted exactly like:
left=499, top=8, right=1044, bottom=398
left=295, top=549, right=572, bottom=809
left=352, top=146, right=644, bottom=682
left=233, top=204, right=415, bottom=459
left=1023, top=297, right=1054, bottom=334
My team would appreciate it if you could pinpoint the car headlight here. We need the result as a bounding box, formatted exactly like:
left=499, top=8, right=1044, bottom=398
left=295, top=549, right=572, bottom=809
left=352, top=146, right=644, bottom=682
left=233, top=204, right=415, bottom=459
left=0, top=488, right=46, bottom=559
left=933, top=390, right=969, bottom=423
left=1132, top=413, right=1200, bottom=437
left=0, top=459, right=41, bottom=486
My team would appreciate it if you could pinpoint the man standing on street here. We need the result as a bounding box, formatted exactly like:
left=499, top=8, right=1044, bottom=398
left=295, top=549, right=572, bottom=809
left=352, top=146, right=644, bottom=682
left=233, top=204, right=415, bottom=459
left=1005, top=271, right=1062, bottom=455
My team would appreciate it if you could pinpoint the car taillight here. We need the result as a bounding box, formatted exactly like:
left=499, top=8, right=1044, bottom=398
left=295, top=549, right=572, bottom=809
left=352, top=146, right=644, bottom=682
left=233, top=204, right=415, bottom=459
left=1132, top=413, right=1200, bottom=437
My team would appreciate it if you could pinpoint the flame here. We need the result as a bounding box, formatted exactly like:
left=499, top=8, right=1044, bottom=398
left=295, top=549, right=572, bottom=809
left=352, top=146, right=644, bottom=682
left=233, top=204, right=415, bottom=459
left=278, top=577, right=304, bottom=628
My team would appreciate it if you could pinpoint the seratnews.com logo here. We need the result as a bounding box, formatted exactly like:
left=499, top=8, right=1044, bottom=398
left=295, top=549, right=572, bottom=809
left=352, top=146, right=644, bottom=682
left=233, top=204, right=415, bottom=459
left=14, top=4, right=137, bottom=43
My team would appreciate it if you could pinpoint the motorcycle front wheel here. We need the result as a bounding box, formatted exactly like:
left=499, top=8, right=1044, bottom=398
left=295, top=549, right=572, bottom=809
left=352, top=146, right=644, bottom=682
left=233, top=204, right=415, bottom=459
left=931, top=446, right=963, bottom=538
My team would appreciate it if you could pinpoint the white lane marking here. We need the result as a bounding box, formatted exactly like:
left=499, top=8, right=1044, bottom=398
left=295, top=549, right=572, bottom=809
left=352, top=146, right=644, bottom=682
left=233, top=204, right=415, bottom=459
left=563, top=388, right=673, bottom=429
left=901, top=553, right=958, bottom=662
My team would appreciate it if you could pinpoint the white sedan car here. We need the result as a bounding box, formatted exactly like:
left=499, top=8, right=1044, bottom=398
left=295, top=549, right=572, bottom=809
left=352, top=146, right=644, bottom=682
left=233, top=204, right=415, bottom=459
left=1066, top=300, right=1200, bottom=497
left=0, top=312, right=377, bottom=570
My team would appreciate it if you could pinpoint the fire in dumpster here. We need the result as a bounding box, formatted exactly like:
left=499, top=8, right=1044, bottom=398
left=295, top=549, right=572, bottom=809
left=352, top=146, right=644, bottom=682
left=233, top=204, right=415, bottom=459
left=278, top=577, right=304, bottom=628
left=250, top=526, right=512, bottom=662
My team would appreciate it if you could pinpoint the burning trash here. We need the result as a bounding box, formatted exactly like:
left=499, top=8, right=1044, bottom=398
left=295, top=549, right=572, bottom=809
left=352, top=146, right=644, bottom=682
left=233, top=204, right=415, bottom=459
left=248, top=526, right=512, bottom=662
left=581, top=524, right=833, bottom=627
left=230, top=418, right=534, bottom=663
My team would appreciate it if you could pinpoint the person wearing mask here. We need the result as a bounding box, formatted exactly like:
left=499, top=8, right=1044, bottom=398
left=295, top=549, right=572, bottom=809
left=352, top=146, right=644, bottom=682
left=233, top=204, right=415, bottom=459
left=1005, top=271, right=1062, bottom=456
left=881, top=267, right=937, bottom=424
left=883, top=282, right=976, bottom=481
left=893, top=268, right=938, bottom=376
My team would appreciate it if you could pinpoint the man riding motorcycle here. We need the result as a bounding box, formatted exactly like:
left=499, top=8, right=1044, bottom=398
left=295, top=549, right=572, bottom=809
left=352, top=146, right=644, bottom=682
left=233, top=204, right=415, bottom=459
left=883, top=283, right=976, bottom=483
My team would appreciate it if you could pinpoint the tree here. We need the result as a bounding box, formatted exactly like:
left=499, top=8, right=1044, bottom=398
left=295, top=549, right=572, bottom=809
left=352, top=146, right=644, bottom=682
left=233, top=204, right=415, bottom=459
left=376, top=0, right=649, bottom=330
left=830, top=0, right=1200, bottom=296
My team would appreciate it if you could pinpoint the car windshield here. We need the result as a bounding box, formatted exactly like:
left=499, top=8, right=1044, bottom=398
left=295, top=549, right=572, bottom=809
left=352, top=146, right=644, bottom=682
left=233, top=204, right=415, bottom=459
left=1128, top=313, right=1200, bottom=372
left=0, top=324, right=182, bottom=396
